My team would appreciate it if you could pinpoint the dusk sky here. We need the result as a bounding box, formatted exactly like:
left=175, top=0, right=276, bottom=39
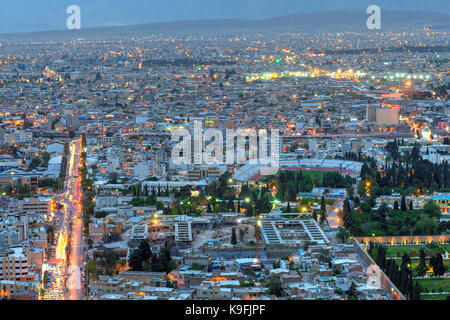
left=0, top=0, right=449, bottom=33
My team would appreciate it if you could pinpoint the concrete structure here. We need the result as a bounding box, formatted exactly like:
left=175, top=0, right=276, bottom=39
left=260, top=218, right=329, bottom=247
left=0, top=247, right=32, bottom=281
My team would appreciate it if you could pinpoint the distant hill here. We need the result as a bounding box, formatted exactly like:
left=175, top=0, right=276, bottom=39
left=0, top=0, right=449, bottom=34
left=1, top=10, right=449, bottom=41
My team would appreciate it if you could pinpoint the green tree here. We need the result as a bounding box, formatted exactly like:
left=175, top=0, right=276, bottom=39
left=239, top=228, right=245, bottom=242
left=400, top=195, right=407, bottom=211
left=231, top=227, right=237, bottom=246
left=423, top=202, right=441, bottom=219
left=138, top=239, right=152, bottom=262
left=129, top=249, right=143, bottom=271
left=346, top=282, right=359, bottom=300
left=267, top=276, right=284, bottom=297
left=393, top=200, right=399, bottom=210
left=413, top=282, right=421, bottom=300
left=434, top=253, right=445, bottom=277
left=417, top=248, right=427, bottom=277
left=337, top=228, right=350, bottom=243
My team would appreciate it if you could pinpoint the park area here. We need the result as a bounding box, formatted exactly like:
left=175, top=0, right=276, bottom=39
left=386, top=244, right=450, bottom=258
left=385, top=244, right=450, bottom=300
left=415, top=278, right=450, bottom=299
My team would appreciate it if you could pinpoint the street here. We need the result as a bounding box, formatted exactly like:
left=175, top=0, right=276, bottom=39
left=40, top=138, right=85, bottom=300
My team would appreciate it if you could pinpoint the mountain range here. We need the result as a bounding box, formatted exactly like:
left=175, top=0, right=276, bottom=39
left=0, top=0, right=449, bottom=34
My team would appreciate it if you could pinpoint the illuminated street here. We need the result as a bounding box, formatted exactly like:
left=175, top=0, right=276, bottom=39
left=64, top=139, right=85, bottom=300
left=0, top=1, right=449, bottom=306
left=39, top=139, right=85, bottom=300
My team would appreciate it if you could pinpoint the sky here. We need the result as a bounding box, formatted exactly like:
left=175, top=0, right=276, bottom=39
left=0, top=0, right=448, bottom=34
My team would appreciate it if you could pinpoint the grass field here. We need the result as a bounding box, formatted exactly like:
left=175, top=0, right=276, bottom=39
left=386, top=244, right=450, bottom=258
left=300, top=170, right=327, bottom=180
left=421, top=294, right=450, bottom=300
left=416, top=278, right=450, bottom=294
left=393, top=258, right=450, bottom=271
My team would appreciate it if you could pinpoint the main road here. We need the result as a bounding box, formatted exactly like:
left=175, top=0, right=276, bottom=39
left=66, top=139, right=84, bottom=300
left=62, top=138, right=85, bottom=300
left=40, top=138, right=85, bottom=300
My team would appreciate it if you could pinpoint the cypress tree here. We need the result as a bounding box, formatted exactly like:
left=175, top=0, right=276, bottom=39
left=320, top=209, right=327, bottom=225
left=388, top=259, right=397, bottom=280
left=393, top=201, right=399, bottom=210
left=386, top=259, right=392, bottom=277
left=138, top=239, right=152, bottom=262
left=401, top=195, right=407, bottom=211
left=321, top=196, right=326, bottom=212
left=400, top=266, right=408, bottom=293
left=413, top=282, right=421, bottom=300
left=417, top=248, right=427, bottom=277
left=435, top=253, right=445, bottom=277
left=429, top=256, right=436, bottom=275
left=407, top=276, right=414, bottom=299
left=231, top=227, right=237, bottom=246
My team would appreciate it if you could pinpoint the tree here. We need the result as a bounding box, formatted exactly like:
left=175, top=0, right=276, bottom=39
left=286, top=202, right=291, bottom=213
left=103, top=248, right=119, bottom=268
left=401, top=254, right=411, bottom=272
left=87, top=259, right=98, bottom=279
left=346, top=282, right=359, bottom=299
left=413, top=282, right=421, bottom=300
left=434, top=253, right=445, bottom=277
left=320, top=208, right=327, bottom=225
left=227, top=197, right=235, bottom=212
left=423, top=202, right=441, bottom=219
left=28, top=156, right=41, bottom=171
left=129, top=249, right=143, bottom=271
left=320, top=196, right=326, bottom=212
left=267, top=276, right=284, bottom=297
left=401, top=195, right=407, bottom=211
left=417, top=248, right=427, bottom=277
left=343, top=198, right=351, bottom=215
left=41, top=152, right=51, bottom=167
left=337, top=228, right=350, bottom=243
left=393, top=201, right=399, bottom=211
left=231, top=227, right=237, bottom=246
left=138, top=239, right=152, bottom=262
left=239, top=228, right=245, bottom=242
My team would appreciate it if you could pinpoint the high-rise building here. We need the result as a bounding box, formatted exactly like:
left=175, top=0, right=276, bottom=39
left=366, top=105, right=399, bottom=125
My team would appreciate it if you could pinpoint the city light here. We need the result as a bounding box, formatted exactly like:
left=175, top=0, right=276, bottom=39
left=0, top=5, right=447, bottom=303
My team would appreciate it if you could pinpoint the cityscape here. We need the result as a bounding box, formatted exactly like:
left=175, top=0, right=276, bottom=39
left=0, top=1, right=449, bottom=305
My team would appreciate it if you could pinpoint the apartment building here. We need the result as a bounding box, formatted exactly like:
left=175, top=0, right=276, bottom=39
left=0, top=247, right=32, bottom=281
